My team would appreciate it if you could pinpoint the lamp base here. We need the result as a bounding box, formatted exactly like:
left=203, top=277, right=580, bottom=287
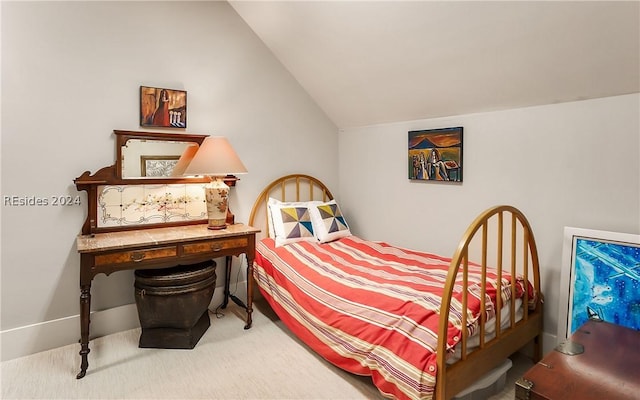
left=204, top=178, right=229, bottom=230
left=206, top=203, right=234, bottom=229
left=207, top=224, right=226, bottom=230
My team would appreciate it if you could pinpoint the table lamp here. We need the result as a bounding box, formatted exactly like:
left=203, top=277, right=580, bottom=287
left=183, top=136, right=248, bottom=229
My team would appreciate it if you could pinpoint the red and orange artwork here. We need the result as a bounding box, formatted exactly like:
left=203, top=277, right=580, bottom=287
left=140, top=86, right=187, bottom=128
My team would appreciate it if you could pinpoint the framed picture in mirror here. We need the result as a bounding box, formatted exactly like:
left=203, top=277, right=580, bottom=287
left=140, top=86, right=187, bottom=128
left=140, top=155, right=180, bottom=177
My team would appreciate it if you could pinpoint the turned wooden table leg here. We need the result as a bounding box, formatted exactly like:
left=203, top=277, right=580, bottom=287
left=244, top=254, right=254, bottom=330
left=222, top=256, right=232, bottom=309
left=77, top=283, right=91, bottom=379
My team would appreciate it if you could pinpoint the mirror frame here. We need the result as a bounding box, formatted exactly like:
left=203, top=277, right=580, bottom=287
left=74, top=130, right=213, bottom=235
left=115, top=130, right=210, bottom=182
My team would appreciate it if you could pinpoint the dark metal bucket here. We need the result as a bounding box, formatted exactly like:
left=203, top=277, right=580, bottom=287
left=134, top=260, right=216, bottom=349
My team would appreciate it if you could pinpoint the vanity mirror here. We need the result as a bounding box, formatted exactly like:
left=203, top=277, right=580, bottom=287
left=75, top=130, right=212, bottom=235
left=115, top=130, right=209, bottom=179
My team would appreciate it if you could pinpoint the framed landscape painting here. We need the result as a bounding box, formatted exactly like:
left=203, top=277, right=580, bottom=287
left=408, top=127, right=463, bottom=182
left=558, top=227, right=640, bottom=340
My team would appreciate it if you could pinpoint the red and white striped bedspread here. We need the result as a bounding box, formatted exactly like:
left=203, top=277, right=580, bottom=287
left=253, top=236, right=532, bottom=400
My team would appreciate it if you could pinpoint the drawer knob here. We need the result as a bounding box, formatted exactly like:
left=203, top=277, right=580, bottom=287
left=130, top=252, right=146, bottom=262
left=210, top=244, right=222, bottom=252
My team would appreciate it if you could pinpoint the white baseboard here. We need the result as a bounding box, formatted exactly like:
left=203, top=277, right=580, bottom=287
left=0, top=303, right=140, bottom=362
left=0, top=282, right=243, bottom=362
left=542, top=331, right=557, bottom=355
left=1, top=282, right=551, bottom=362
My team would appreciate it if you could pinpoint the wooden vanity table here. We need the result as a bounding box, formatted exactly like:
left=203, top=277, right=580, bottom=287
left=75, top=223, right=259, bottom=378
left=74, top=130, right=259, bottom=379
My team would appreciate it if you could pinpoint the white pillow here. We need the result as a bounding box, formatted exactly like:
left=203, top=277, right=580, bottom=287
left=267, top=198, right=322, bottom=246
left=308, top=200, right=352, bottom=243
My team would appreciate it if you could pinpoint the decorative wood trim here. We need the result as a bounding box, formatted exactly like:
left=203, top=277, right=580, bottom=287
left=74, top=130, right=213, bottom=235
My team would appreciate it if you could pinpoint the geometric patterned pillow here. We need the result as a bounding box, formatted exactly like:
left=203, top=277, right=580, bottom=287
left=267, top=197, right=321, bottom=239
left=309, top=200, right=351, bottom=243
left=270, top=204, right=316, bottom=247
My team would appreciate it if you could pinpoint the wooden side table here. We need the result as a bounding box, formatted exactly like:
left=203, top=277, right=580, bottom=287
left=515, top=320, right=640, bottom=399
left=76, top=223, right=260, bottom=379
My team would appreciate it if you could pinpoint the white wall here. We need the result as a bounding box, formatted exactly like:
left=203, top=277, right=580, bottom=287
left=2, top=1, right=638, bottom=362
left=1, top=1, right=338, bottom=360
left=338, top=93, right=640, bottom=346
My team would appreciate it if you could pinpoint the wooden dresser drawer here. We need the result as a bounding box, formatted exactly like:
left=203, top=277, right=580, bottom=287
left=182, top=237, right=249, bottom=255
left=94, top=246, right=177, bottom=266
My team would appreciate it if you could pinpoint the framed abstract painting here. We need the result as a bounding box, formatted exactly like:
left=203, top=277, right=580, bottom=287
left=408, top=126, right=463, bottom=182
left=558, top=227, right=640, bottom=340
left=140, top=86, right=187, bottom=128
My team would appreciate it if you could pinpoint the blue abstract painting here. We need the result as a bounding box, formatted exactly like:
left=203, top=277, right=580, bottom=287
left=570, top=238, right=640, bottom=334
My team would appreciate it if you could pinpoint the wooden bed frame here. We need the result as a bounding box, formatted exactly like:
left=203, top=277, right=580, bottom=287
left=248, top=174, right=544, bottom=400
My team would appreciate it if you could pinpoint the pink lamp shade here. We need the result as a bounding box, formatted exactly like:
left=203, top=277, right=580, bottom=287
left=183, top=137, right=248, bottom=177
left=170, top=144, right=200, bottom=177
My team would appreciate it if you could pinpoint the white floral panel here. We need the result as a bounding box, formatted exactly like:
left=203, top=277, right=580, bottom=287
left=120, top=185, right=146, bottom=225
left=98, top=186, right=126, bottom=227
left=166, top=184, right=207, bottom=222
left=184, top=184, right=208, bottom=220
left=142, top=185, right=168, bottom=225
left=97, top=184, right=208, bottom=228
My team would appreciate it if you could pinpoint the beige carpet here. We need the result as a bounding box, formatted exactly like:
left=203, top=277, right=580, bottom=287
left=1, top=298, right=530, bottom=399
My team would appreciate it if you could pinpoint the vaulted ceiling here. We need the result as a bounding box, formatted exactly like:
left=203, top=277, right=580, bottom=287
left=230, top=1, right=639, bottom=129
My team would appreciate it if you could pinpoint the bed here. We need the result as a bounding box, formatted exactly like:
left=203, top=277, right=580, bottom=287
left=248, top=174, right=543, bottom=400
